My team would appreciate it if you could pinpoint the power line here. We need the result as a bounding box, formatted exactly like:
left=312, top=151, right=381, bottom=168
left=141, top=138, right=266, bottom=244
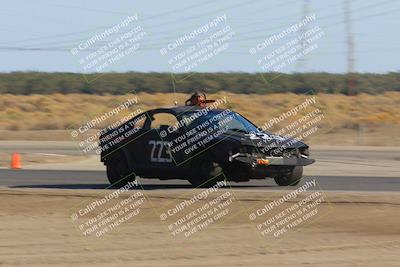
left=1, top=1, right=399, bottom=54
left=0, top=0, right=395, bottom=49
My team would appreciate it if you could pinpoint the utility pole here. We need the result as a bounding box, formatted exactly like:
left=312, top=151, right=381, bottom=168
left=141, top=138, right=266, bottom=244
left=344, top=0, right=361, bottom=144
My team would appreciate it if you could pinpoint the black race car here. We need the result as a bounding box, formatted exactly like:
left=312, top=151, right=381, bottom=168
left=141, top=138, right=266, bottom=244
left=99, top=96, right=315, bottom=188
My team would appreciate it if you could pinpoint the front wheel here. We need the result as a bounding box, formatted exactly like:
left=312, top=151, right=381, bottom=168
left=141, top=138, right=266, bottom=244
left=274, top=166, right=303, bottom=186
left=106, top=153, right=136, bottom=188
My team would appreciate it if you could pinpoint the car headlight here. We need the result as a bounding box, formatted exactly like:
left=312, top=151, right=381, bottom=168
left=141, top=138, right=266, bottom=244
left=300, top=147, right=309, bottom=157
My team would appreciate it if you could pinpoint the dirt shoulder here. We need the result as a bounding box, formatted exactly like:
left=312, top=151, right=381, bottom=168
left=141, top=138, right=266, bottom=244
left=1, top=187, right=399, bottom=267
left=0, top=151, right=88, bottom=167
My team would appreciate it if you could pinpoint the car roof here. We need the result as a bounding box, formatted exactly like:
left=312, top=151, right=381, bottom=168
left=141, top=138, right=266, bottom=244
left=149, top=106, right=227, bottom=115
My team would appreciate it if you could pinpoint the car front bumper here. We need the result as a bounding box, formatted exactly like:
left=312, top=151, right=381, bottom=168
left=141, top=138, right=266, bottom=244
left=231, top=153, right=315, bottom=167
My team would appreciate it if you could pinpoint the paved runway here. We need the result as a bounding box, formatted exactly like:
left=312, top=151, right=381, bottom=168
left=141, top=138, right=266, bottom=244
left=1, top=169, right=399, bottom=192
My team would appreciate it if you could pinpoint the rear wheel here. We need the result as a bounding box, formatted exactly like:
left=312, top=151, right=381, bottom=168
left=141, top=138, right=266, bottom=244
left=188, top=155, right=223, bottom=188
left=106, top=153, right=136, bottom=188
left=274, top=166, right=303, bottom=186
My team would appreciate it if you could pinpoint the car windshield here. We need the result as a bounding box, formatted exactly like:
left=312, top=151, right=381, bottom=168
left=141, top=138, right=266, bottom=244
left=181, top=110, right=259, bottom=133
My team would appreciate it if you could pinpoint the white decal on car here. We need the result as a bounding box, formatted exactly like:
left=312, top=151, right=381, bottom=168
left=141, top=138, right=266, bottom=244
left=149, top=140, right=173, bottom=163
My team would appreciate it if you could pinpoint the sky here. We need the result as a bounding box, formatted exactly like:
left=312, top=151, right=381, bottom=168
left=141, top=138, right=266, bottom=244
left=0, top=0, right=399, bottom=73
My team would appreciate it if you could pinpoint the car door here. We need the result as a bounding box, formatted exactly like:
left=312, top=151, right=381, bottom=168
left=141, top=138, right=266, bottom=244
left=134, top=110, right=183, bottom=178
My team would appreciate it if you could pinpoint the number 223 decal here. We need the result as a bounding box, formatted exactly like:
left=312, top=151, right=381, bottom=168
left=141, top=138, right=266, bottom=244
left=149, top=140, right=173, bottom=163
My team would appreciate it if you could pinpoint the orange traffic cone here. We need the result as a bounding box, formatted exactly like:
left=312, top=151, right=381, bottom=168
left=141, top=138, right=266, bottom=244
left=10, top=152, right=22, bottom=169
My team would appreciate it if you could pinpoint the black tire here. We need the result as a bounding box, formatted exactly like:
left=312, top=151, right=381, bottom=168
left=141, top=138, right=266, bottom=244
left=274, top=166, right=303, bottom=186
left=188, top=155, right=223, bottom=188
left=106, top=153, right=136, bottom=188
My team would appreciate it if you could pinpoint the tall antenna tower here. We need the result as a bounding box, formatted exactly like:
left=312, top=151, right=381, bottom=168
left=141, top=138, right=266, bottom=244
left=297, top=0, right=311, bottom=71
left=344, top=0, right=356, bottom=95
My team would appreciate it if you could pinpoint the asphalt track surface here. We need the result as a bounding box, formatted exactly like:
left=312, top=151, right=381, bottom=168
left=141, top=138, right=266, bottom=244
left=1, top=169, right=399, bottom=192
